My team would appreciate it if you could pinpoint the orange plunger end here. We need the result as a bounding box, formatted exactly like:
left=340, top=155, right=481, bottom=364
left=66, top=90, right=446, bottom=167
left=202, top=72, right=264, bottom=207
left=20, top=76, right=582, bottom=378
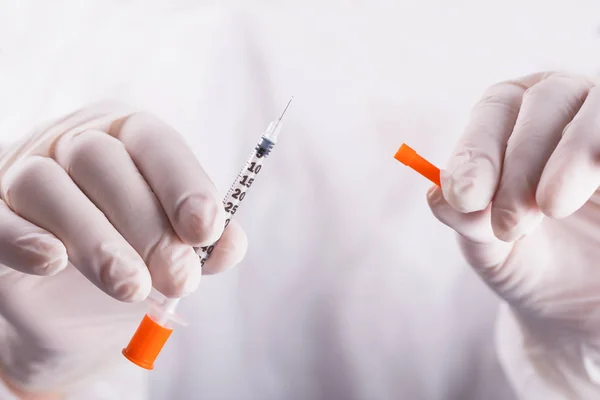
left=122, top=314, right=173, bottom=370
left=394, top=143, right=441, bottom=186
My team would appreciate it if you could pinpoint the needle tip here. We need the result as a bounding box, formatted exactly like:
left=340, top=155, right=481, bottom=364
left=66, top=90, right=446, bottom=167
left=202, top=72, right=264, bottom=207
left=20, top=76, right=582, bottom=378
left=278, top=97, right=294, bottom=120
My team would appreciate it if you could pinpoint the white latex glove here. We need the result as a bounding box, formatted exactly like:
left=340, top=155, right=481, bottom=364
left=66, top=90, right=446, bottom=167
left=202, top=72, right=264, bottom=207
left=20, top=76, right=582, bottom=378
left=0, top=102, right=247, bottom=398
left=428, top=71, right=600, bottom=399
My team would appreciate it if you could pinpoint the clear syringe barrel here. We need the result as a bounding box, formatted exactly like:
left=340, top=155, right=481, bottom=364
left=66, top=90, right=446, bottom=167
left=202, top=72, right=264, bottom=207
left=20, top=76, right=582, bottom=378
left=122, top=118, right=284, bottom=370
left=197, top=130, right=278, bottom=265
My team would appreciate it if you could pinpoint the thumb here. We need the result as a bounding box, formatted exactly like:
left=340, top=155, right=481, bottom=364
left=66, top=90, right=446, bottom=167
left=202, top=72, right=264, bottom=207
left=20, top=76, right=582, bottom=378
left=427, top=186, right=513, bottom=270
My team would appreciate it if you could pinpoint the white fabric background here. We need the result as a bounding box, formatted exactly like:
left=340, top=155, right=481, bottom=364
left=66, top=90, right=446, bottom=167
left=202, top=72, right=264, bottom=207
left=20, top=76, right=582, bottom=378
left=0, top=1, right=599, bottom=399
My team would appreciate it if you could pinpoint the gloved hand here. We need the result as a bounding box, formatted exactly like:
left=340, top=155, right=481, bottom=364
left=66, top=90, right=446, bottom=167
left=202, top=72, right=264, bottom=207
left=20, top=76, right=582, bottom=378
left=428, top=71, right=600, bottom=399
left=0, top=102, right=247, bottom=397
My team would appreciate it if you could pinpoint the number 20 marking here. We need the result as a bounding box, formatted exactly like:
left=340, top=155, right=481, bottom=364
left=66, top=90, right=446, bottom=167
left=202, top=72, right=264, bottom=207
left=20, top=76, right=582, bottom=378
left=232, top=188, right=246, bottom=200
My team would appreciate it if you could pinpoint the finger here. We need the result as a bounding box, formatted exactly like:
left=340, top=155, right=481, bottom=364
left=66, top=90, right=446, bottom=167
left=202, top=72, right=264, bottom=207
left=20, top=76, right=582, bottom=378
left=442, top=72, right=550, bottom=213
left=491, top=74, right=593, bottom=241
left=428, top=186, right=494, bottom=242
left=0, top=200, right=67, bottom=275
left=53, top=130, right=201, bottom=298
left=427, top=186, right=513, bottom=270
left=537, top=85, right=600, bottom=218
left=109, top=113, right=226, bottom=247
left=1, top=156, right=151, bottom=302
left=202, top=219, right=248, bottom=275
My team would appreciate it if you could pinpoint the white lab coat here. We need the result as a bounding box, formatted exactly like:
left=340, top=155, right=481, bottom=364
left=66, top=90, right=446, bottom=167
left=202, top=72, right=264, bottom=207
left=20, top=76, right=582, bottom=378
left=0, top=1, right=599, bottom=399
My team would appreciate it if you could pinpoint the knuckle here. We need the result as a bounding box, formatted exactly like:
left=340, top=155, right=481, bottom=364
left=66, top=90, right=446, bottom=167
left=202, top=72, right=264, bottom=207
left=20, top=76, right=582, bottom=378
left=125, top=111, right=154, bottom=127
left=524, top=76, right=569, bottom=99
left=18, top=156, right=59, bottom=177
left=480, top=81, right=525, bottom=107
left=55, top=130, right=117, bottom=168
left=524, top=75, right=590, bottom=107
left=473, top=82, right=524, bottom=122
left=522, top=82, right=549, bottom=101
left=115, top=111, right=169, bottom=145
left=120, top=111, right=159, bottom=134
left=67, top=130, right=105, bottom=153
left=550, top=71, right=593, bottom=88
left=2, top=156, right=59, bottom=195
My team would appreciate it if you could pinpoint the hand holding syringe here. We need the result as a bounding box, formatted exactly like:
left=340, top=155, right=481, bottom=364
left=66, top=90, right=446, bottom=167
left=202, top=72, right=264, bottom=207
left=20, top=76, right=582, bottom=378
left=123, top=98, right=293, bottom=369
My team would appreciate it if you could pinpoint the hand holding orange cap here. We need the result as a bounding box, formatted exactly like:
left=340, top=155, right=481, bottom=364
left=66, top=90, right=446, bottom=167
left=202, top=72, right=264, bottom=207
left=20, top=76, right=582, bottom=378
left=394, top=143, right=441, bottom=186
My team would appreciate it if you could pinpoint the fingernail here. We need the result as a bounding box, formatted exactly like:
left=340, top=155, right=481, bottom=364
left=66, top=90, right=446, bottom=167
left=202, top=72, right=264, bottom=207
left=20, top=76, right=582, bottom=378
left=14, top=232, right=68, bottom=274
left=148, top=235, right=202, bottom=298
left=37, top=257, right=69, bottom=276
left=100, top=244, right=151, bottom=302
left=491, top=207, right=520, bottom=241
left=491, top=207, right=543, bottom=242
left=14, top=231, right=67, bottom=260
left=444, top=156, right=496, bottom=213
left=169, top=245, right=202, bottom=296
left=175, top=194, right=224, bottom=246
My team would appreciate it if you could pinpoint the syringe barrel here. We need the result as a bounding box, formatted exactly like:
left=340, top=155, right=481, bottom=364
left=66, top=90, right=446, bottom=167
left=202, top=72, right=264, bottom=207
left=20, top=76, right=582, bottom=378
left=195, top=136, right=274, bottom=265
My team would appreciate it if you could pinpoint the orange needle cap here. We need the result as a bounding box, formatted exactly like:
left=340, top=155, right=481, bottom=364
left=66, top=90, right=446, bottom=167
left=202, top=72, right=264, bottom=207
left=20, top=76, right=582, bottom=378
left=394, top=143, right=441, bottom=186
left=122, top=314, right=173, bottom=370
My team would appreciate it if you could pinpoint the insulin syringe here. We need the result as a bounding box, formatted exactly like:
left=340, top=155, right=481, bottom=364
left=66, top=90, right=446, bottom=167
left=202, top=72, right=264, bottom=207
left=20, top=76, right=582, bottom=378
left=122, top=99, right=292, bottom=370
